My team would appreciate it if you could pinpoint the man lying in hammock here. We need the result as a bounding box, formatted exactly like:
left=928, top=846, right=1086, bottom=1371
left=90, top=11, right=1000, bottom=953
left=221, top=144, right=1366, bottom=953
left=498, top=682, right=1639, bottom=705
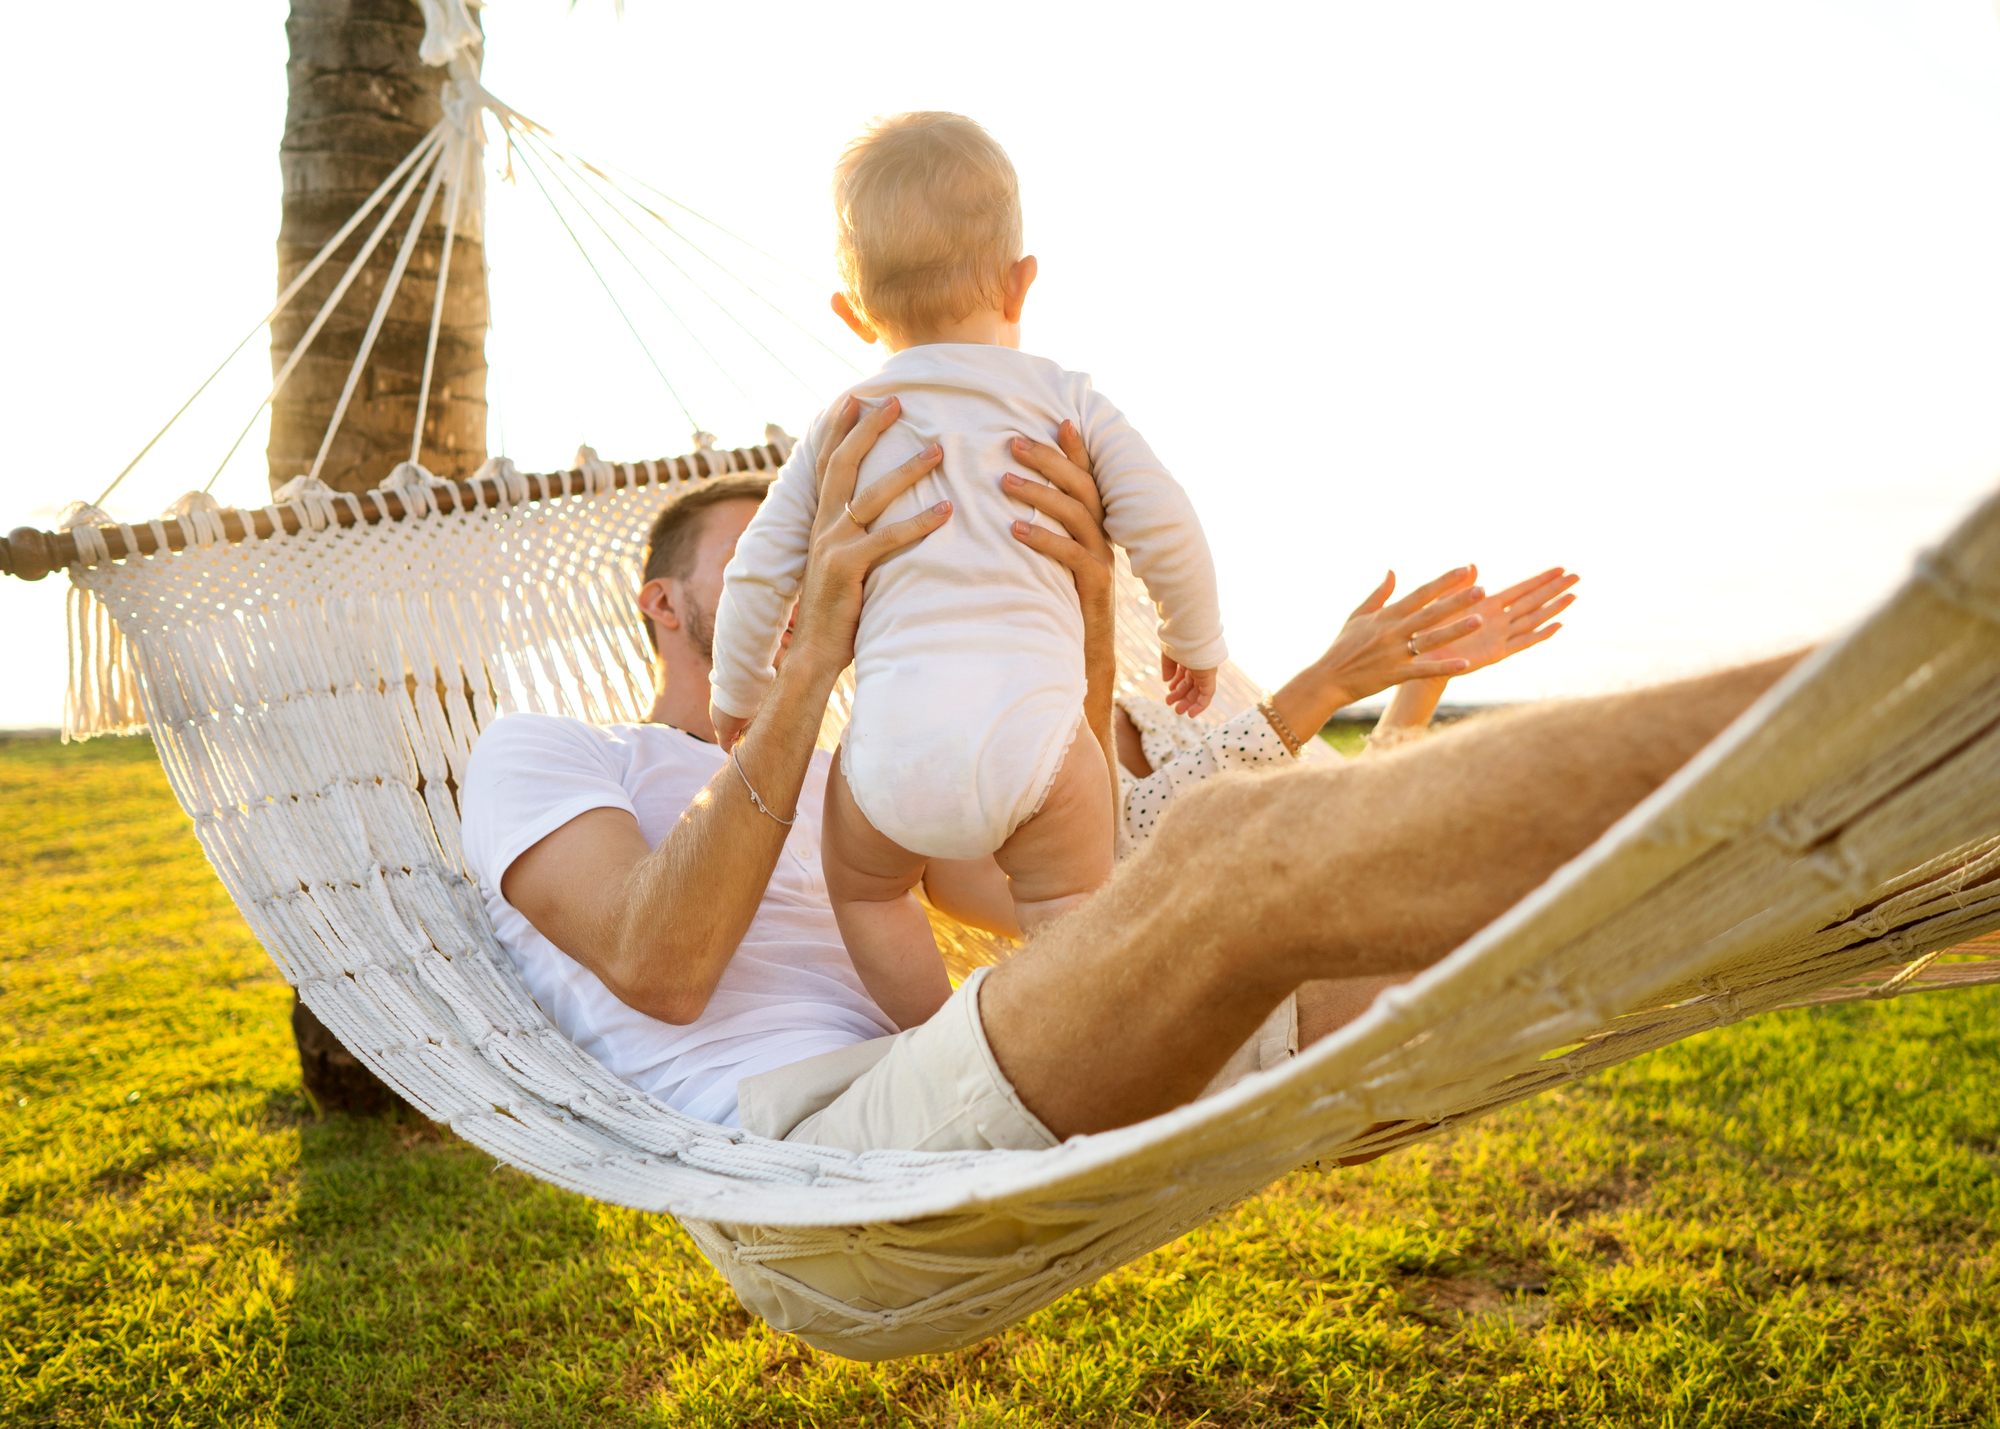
left=462, top=397, right=1797, bottom=1151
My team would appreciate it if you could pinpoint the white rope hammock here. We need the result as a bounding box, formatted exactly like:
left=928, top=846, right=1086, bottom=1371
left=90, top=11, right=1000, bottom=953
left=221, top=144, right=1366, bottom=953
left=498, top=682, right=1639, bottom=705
left=49, top=458, right=2000, bottom=1358
left=25, top=0, right=2000, bottom=1362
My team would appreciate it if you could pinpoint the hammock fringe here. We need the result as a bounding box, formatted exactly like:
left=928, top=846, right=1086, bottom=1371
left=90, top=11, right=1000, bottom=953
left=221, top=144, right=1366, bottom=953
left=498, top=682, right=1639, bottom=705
left=65, top=580, right=147, bottom=740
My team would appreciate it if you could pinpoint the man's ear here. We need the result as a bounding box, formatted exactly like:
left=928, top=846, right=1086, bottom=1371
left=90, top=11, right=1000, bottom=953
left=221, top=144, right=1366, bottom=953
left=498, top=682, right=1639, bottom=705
left=1002, top=255, right=1038, bottom=324
left=831, top=291, right=879, bottom=345
left=637, top=576, right=681, bottom=640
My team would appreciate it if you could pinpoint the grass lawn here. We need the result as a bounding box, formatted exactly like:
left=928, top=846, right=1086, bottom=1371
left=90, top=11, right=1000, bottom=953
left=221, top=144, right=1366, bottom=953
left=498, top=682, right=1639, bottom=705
left=5, top=731, right=2000, bottom=1427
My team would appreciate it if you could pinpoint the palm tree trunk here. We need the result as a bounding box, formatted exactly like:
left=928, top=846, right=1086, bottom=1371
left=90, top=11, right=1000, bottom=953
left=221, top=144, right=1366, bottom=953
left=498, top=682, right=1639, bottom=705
left=275, top=0, right=491, bottom=1109
left=270, top=0, right=488, bottom=495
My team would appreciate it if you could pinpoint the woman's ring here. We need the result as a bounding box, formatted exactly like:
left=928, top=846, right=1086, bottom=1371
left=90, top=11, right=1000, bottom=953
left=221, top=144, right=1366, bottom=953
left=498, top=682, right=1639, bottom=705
left=844, top=501, right=865, bottom=528
left=1407, top=635, right=1421, bottom=658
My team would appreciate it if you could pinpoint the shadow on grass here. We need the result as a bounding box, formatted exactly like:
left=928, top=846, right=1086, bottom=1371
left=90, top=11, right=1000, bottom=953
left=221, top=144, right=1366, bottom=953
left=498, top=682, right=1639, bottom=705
left=282, top=1109, right=678, bottom=1427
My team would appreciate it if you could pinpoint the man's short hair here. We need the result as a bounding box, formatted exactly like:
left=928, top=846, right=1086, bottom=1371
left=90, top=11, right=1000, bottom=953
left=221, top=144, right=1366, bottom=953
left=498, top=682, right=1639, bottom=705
left=833, top=112, right=1022, bottom=340
left=639, top=476, right=770, bottom=649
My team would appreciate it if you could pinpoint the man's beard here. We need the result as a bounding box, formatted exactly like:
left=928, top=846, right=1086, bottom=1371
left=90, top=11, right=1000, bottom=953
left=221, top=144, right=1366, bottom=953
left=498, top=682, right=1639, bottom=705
left=685, top=595, right=717, bottom=665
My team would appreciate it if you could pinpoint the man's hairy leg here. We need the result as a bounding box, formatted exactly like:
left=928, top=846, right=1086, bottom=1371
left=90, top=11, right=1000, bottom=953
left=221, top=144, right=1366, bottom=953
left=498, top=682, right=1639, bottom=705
left=979, top=652, right=1805, bottom=1138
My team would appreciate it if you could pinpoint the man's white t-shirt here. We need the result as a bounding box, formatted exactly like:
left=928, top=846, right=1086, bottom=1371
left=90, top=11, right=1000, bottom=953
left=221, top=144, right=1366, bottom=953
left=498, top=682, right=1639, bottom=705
left=459, top=712, right=895, bottom=1127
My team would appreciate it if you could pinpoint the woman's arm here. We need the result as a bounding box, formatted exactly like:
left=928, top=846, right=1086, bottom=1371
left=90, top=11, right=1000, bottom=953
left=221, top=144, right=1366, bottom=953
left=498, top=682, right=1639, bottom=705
left=1107, top=565, right=1495, bottom=781
left=501, top=397, right=951, bottom=1023
left=1110, top=565, right=1576, bottom=801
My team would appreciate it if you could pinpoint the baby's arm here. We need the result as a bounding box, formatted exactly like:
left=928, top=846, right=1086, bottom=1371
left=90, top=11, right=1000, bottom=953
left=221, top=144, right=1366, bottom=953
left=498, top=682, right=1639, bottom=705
left=708, top=429, right=823, bottom=736
left=1159, top=657, right=1219, bottom=717
left=1072, top=388, right=1228, bottom=714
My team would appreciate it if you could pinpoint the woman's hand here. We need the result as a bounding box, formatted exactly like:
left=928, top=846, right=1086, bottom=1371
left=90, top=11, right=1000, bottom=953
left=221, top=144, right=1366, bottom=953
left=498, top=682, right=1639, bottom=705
left=999, top=417, right=1116, bottom=730
left=1256, top=566, right=1487, bottom=749
left=1001, top=420, right=1112, bottom=639
left=1416, top=567, right=1575, bottom=675
left=710, top=395, right=951, bottom=746
left=1367, top=567, right=1578, bottom=751
left=996, top=420, right=1120, bottom=816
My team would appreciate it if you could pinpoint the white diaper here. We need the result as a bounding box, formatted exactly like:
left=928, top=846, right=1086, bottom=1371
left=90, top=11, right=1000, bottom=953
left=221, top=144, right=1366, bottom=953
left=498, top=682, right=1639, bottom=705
left=842, top=660, right=1084, bottom=860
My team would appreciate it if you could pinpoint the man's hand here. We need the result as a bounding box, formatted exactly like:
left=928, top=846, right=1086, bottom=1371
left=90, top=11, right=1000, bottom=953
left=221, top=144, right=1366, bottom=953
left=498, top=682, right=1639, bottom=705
left=785, top=394, right=954, bottom=683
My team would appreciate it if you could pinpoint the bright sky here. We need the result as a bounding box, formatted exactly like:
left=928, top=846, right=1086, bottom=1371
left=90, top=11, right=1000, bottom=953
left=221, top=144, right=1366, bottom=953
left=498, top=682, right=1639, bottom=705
left=5, top=0, right=2000, bottom=728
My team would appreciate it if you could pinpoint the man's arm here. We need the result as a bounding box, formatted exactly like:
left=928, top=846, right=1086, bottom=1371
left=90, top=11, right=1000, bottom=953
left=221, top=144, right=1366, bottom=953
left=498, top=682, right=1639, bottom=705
left=501, top=645, right=841, bottom=1024
left=500, top=397, right=950, bottom=1025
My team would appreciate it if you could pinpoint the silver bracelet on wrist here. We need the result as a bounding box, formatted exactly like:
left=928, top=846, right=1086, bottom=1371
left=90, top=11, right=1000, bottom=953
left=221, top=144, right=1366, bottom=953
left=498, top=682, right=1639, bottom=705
left=730, top=746, right=796, bottom=825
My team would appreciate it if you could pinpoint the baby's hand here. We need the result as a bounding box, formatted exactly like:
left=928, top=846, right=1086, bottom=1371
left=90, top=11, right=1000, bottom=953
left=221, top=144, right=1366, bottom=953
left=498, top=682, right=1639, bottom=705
left=710, top=702, right=752, bottom=750
left=1161, top=657, right=1219, bottom=717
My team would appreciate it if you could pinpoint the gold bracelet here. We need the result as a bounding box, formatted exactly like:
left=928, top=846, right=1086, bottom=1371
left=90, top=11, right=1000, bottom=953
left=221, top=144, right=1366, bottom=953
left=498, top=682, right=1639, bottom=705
left=1257, top=698, right=1304, bottom=759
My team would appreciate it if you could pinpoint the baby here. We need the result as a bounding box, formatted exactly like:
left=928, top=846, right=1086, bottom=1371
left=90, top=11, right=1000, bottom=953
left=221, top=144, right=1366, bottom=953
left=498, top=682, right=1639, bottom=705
left=709, top=112, right=1226, bottom=1029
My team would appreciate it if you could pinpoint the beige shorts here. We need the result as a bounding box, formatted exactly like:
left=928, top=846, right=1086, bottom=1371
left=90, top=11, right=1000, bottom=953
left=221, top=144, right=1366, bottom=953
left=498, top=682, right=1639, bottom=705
left=737, top=966, right=1299, bottom=1152
left=710, top=970, right=1298, bottom=1357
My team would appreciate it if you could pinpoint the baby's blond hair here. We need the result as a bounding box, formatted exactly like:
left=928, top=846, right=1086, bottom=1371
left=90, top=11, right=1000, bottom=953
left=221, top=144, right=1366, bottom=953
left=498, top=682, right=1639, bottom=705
left=833, top=112, right=1022, bottom=340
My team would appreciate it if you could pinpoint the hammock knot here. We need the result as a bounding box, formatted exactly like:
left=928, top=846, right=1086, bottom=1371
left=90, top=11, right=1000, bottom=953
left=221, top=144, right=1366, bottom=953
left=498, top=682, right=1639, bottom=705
left=271, top=474, right=329, bottom=502
left=271, top=476, right=339, bottom=532
left=58, top=502, right=114, bottom=532
left=416, top=0, right=483, bottom=67
left=473, top=456, right=527, bottom=504
left=1915, top=548, right=2000, bottom=627
left=1765, top=807, right=1823, bottom=854
left=573, top=445, right=616, bottom=495
left=379, top=461, right=445, bottom=492
left=164, top=493, right=228, bottom=549
left=165, top=490, right=222, bottom=519
left=60, top=504, right=116, bottom=567
left=1805, top=839, right=1873, bottom=896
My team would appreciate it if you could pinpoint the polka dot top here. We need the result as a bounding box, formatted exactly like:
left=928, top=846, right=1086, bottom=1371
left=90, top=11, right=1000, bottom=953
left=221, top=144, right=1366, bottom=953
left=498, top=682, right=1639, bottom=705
left=1114, top=696, right=1296, bottom=862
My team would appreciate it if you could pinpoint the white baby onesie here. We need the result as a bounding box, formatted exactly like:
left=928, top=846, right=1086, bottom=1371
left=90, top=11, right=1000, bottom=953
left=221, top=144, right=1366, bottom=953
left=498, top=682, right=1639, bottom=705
left=710, top=344, right=1227, bottom=860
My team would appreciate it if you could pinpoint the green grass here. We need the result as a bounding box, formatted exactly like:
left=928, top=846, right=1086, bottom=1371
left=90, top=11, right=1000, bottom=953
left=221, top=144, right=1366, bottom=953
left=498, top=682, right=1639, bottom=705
left=5, top=733, right=2000, bottom=1426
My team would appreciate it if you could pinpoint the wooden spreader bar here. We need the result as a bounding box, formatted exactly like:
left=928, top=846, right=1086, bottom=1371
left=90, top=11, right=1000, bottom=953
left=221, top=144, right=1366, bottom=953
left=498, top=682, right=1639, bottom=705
left=0, top=442, right=787, bottom=582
